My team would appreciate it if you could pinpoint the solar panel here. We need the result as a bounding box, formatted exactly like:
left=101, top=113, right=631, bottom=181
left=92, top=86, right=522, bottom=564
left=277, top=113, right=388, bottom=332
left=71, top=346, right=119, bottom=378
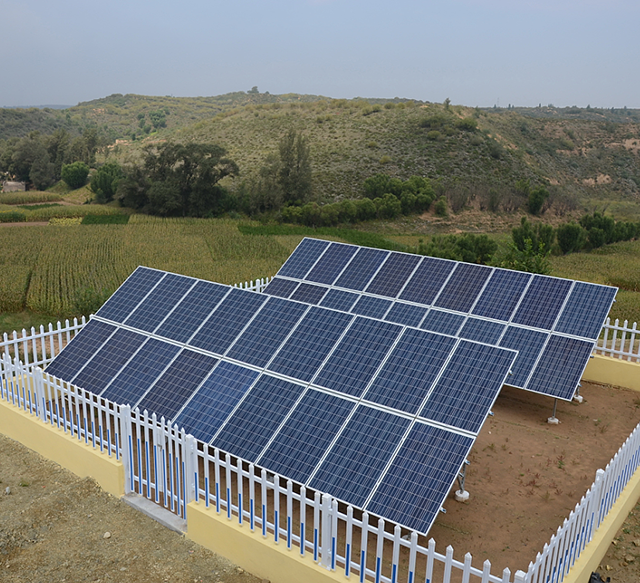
left=399, top=256, right=455, bottom=305
left=334, top=247, right=389, bottom=291
left=271, top=238, right=617, bottom=401
left=309, top=406, right=410, bottom=508
left=319, top=288, right=359, bottom=311
left=189, top=288, right=267, bottom=355
left=45, top=319, right=117, bottom=382
left=511, top=276, right=573, bottom=330
left=212, top=375, right=306, bottom=461
left=72, top=328, right=147, bottom=395
left=155, top=281, right=229, bottom=343
left=137, top=350, right=218, bottom=420
left=262, top=277, right=299, bottom=299
left=366, top=423, right=472, bottom=534
left=364, top=252, right=421, bottom=298
left=313, top=318, right=402, bottom=397
left=350, top=295, right=392, bottom=319
left=257, top=389, right=356, bottom=484
left=364, top=328, right=457, bottom=414
left=226, top=297, right=308, bottom=368
left=555, top=282, right=617, bottom=339
left=418, top=341, right=516, bottom=433
left=289, top=283, right=328, bottom=305
left=267, top=307, right=353, bottom=382
left=124, top=273, right=196, bottom=333
left=174, top=362, right=259, bottom=443
left=278, top=238, right=330, bottom=278
left=434, top=263, right=493, bottom=313
left=525, top=335, right=595, bottom=400
left=305, top=242, right=358, bottom=285
left=96, top=267, right=164, bottom=323
left=100, top=338, right=181, bottom=405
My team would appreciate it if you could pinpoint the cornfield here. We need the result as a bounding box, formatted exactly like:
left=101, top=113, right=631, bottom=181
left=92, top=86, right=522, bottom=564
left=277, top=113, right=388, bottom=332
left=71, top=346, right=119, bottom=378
left=0, top=217, right=301, bottom=316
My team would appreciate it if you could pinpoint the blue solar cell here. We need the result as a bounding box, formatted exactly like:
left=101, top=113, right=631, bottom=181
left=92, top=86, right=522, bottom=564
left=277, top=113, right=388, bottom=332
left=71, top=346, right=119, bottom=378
left=350, top=295, right=392, bottom=319
left=366, top=424, right=472, bottom=534
left=174, top=362, right=259, bottom=443
left=384, top=302, right=428, bottom=328
left=526, top=335, right=594, bottom=400
left=314, top=318, right=402, bottom=397
left=189, top=289, right=267, bottom=355
left=420, top=310, right=465, bottom=336
left=100, top=338, right=180, bottom=405
left=226, top=298, right=308, bottom=368
left=419, top=341, right=516, bottom=434
left=458, top=318, right=506, bottom=345
left=305, top=243, right=358, bottom=285
left=96, top=267, right=164, bottom=323
left=72, top=328, right=146, bottom=394
left=263, top=277, right=299, bottom=299
left=472, top=269, right=531, bottom=322
left=138, top=350, right=218, bottom=420
left=498, top=326, right=549, bottom=388
left=434, top=263, right=493, bottom=313
left=124, top=273, right=195, bottom=333
left=213, top=375, right=305, bottom=460
left=512, top=276, right=573, bottom=330
left=289, top=283, right=328, bottom=305
left=334, top=247, right=389, bottom=291
left=399, top=257, right=454, bottom=306
left=45, top=320, right=117, bottom=382
left=319, top=289, right=359, bottom=312
left=155, top=281, right=229, bottom=343
left=309, top=406, right=410, bottom=508
left=267, top=307, right=353, bottom=382
left=278, top=238, right=330, bottom=279
left=258, top=390, right=356, bottom=484
left=555, top=282, right=617, bottom=339
left=365, top=252, right=421, bottom=298
left=365, top=328, right=456, bottom=414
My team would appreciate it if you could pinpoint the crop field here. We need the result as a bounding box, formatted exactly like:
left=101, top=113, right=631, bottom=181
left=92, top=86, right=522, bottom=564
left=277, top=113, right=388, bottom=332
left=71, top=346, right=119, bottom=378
left=1, top=216, right=639, bottom=333
left=0, top=217, right=302, bottom=319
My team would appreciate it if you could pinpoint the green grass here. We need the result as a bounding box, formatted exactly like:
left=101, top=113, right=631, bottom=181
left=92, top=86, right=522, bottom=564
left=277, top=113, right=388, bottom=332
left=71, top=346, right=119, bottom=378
left=238, top=224, right=407, bottom=251
left=81, top=213, right=130, bottom=224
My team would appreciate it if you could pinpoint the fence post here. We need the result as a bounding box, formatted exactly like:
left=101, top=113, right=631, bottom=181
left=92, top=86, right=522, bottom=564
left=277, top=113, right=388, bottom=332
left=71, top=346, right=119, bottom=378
left=320, top=493, right=333, bottom=569
left=186, top=434, right=198, bottom=505
left=34, top=366, right=46, bottom=422
left=120, top=404, right=133, bottom=495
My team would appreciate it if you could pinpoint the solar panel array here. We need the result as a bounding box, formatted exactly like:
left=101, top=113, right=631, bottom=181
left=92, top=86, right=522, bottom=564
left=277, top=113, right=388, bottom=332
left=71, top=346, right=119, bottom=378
left=264, top=238, right=617, bottom=401
left=45, top=265, right=518, bottom=534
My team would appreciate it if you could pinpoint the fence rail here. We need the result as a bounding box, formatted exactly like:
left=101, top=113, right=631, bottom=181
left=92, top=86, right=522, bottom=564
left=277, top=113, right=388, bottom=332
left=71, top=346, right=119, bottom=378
left=1, top=304, right=640, bottom=583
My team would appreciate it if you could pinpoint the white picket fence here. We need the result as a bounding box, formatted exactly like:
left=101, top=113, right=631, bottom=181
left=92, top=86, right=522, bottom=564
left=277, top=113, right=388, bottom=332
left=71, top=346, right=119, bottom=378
left=595, top=317, right=640, bottom=363
left=2, top=305, right=640, bottom=583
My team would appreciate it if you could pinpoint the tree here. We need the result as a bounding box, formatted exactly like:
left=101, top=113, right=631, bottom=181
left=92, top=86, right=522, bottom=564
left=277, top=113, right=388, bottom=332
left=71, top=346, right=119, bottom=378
left=527, top=186, right=550, bottom=215
left=149, top=110, right=167, bottom=130
left=61, top=161, right=90, bottom=189
left=556, top=222, right=586, bottom=254
left=512, top=217, right=554, bottom=254
left=363, top=174, right=402, bottom=199
left=91, top=162, right=123, bottom=203
left=117, top=142, right=238, bottom=217
left=29, top=149, right=55, bottom=190
left=500, top=239, right=551, bottom=274
left=277, top=129, right=312, bottom=206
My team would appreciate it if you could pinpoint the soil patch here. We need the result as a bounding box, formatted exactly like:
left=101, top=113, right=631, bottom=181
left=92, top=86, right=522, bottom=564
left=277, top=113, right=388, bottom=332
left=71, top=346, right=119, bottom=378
left=0, top=435, right=261, bottom=583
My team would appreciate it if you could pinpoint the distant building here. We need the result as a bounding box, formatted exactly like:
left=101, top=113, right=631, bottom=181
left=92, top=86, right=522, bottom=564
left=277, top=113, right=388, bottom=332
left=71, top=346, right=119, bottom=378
left=2, top=181, right=26, bottom=193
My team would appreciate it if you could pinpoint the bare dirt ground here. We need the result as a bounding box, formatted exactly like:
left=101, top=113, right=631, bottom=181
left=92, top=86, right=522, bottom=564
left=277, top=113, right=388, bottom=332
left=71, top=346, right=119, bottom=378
left=1, top=380, right=639, bottom=582
left=0, top=435, right=262, bottom=583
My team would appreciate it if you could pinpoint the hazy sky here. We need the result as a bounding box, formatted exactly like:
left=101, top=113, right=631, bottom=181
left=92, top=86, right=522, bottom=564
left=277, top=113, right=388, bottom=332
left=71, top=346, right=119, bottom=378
left=2, top=0, right=638, bottom=108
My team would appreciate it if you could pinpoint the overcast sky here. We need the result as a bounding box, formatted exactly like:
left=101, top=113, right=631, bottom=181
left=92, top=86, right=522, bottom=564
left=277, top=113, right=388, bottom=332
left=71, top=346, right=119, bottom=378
left=2, top=0, right=638, bottom=108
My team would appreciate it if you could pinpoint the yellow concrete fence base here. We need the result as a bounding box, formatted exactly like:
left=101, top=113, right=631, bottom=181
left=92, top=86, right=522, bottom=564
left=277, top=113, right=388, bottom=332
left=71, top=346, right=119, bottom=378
left=0, top=396, right=124, bottom=497
left=583, top=354, right=640, bottom=392
left=187, top=501, right=346, bottom=583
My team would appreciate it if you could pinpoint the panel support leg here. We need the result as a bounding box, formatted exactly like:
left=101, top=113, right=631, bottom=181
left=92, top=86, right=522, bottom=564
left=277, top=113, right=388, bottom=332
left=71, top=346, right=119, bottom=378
left=548, top=398, right=560, bottom=424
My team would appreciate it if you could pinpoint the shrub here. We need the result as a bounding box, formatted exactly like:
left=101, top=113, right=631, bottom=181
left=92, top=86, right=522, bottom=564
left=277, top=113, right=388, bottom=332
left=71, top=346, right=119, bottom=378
left=356, top=198, right=377, bottom=221
left=455, top=117, right=478, bottom=131
left=587, top=227, right=606, bottom=249
left=434, top=197, right=448, bottom=217
left=320, top=203, right=340, bottom=226
left=281, top=205, right=303, bottom=224
left=300, top=202, right=322, bottom=227
left=527, top=186, right=549, bottom=215
left=426, top=130, right=442, bottom=141
left=91, top=162, right=123, bottom=204
left=363, top=174, right=403, bottom=198
left=556, top=223, right=587, bottom=254
left=374, top=193, right=402, bottom=219
left=338, top=200, right=358, bottom=223
left=417, top=233, right=497, bottom=265
left=379, top=155, right=392, bottom=164
left=0, top=211, right=27, bottom=223
left=400, top=192, right=417, bottom=215
left=61, top=161, right=90, bottom=189
left=512, top=217, right=555, bottom=254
